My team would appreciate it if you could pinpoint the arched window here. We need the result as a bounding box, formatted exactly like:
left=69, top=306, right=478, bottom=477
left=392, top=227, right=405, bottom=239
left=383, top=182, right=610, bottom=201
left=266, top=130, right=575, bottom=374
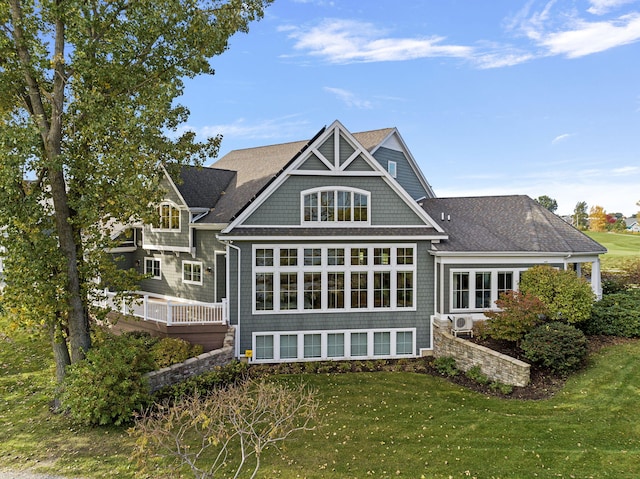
left=302, top=188, right=370, bottom=224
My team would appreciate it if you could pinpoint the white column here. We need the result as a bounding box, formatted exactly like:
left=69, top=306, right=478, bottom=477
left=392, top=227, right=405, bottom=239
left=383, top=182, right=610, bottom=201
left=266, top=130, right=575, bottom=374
left=591, top=259, right=602, bottom=300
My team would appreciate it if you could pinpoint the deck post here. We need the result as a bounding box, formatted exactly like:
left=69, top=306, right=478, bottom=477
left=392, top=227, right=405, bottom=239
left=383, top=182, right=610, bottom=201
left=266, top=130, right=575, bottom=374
left=222, top=298, right=229, bottom=324
left=167, top=301, right=172, bottom=325
left=143, top=295, right=148, bottom=321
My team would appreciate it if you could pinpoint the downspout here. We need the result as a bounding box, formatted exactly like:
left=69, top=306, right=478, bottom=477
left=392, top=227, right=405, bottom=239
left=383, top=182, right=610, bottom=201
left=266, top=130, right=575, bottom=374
left=224, top=240, right=242, bottom=359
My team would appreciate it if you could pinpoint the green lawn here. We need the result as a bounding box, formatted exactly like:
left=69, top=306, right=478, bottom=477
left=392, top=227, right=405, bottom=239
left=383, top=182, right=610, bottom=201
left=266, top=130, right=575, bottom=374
left=3, top=330, right=640, bottom=478
left=586, top=231, right=640, bottom=268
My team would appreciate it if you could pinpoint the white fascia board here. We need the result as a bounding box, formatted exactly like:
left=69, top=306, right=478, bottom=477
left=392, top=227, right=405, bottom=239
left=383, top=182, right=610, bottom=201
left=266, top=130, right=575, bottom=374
left=192, top=223, right=228, bottom=231
left=160, top=165, right=189, bottom=208
left=141, top=243, right=191, bottom=253
left=370, top=129, right=437, bottom=199
left=428, top=251, right=603, bottom=264
left=219, top=234, right=446, bottom=242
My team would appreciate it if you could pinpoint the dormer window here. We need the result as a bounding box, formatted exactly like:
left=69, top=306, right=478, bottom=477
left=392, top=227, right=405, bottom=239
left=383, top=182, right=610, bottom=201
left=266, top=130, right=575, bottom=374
left=302, top=188, right=369, bottom=224
left=157, top=203, right=180, bottom=230
left=388, top=160, right=397, bottom=178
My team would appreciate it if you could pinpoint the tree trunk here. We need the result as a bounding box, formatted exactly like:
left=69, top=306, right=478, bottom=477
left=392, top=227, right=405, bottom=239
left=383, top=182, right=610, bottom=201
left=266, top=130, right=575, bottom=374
left=49, top=320, right=71, bottom=411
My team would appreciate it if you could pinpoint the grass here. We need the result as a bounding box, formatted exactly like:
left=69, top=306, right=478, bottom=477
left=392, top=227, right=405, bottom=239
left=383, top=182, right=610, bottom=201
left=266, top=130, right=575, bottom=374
left=2, top=328, right=640, bottom=478
left=585, top=231, right=640, bottom=268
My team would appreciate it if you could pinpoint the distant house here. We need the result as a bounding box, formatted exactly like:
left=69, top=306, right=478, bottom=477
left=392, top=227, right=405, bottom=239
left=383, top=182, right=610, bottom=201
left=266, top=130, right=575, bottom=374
left=108, top=120, right=606, bottom=363
left=626, top=217, right=640, bottom=232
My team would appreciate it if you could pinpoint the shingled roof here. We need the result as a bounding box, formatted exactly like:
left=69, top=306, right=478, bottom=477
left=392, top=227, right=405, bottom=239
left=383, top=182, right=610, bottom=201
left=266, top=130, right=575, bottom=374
left=197, top=127, right=396, bottom=223
left=421, top=195, right=607, bottom=254
left=173, top=165, right=236, bottom=209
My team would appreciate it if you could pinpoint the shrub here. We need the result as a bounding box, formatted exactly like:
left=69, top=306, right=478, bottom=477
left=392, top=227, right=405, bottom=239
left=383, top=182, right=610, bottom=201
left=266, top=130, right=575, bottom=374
left=61, top=334, right=155, bottom=426
left=582, top=290, right=640, bottom=337
left=150, top=337, right=203, bottom=369
left=484, top=291, right=549, bottom=342
left=465, top=365, right=490, bottom=385
left=519, top=265, right=595, bottom=324
left=520, top=322, right=588, bottom=375
left=433, top=356, right=459, bottom=377
left=489, top=382, right=513, bottom=395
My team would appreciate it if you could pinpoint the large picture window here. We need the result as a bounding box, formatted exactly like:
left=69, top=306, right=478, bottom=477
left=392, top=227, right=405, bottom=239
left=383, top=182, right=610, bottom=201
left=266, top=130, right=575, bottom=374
left=302, top=188, right=370, bottom=224
left=253, top=244, right=416, bottom=314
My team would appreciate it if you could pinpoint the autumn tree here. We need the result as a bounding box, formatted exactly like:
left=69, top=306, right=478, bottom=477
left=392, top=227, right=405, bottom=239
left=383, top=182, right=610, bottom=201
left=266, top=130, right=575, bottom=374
left=589, top=205, right=608, bottom=232
left=573, top=201, right=588, bottom=230
left=0, top=0, right=272, bottom=383
left=535, top=195, right=558, bottom=213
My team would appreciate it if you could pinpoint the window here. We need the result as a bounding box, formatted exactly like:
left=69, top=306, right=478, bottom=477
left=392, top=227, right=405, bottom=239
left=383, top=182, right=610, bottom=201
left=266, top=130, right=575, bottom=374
left=396, top=331, right=413, bottom=355
left=182, top=261, right=202, bottom=285
left=351, top=332, right=368, bottom=357
left=304, top=272, right=322, bottom=310
left=498, top=272, right=513, bottom=297
left=453, top=272, right=469, bottom=309
left=374, top=332, right=391, bottom=356
left=253, top=245, right=416, bottom=313
left=302, top=188, right=370, bottom=224
left=475, top=272, right=492, bottom=308
left=327, top=333, right=344, bottom=358
left=304, top=334, right=322, bottom=358
left=450, top=268, right=527, bottom=311
left=255, top=335, right=274, bottom=360
left=280, top=335, right=298, bottom=359
left=144, top=257, right=161, bottom=279
left=157, top=203, right=180, bottom=230
left=256, top=273, right=274, bottom=311
left=388, top=160, right=397, bottom=178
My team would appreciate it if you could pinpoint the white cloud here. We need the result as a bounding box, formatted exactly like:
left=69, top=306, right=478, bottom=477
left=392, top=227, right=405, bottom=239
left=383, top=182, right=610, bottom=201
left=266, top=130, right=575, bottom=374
left=323, top=87, right=372, bottom=109
left=587, top=0, right=638, bottom=15
left=540, top=13, right=640, bottom=57
left=552, top=133, right=571, bottom=144
left=284, top=19, right=473, bottom=64
left=177, top=116, right=311, bottom=142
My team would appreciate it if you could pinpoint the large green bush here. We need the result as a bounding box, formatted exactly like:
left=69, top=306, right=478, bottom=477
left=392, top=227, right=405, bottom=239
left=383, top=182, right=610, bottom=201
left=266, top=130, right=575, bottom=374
left=582, top=289, right=640, bottom=337
left=520, top=322, right=588, bottom=375
left=61, top=334, right=156, bottom=426
left=150, top=337, right=203, bottom=369
left=519, top=265, right=594, bottom=323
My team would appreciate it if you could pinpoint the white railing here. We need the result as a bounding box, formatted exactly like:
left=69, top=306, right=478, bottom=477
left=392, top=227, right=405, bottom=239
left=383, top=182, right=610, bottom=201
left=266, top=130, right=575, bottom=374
left=102, top=291, right=228, bottom=325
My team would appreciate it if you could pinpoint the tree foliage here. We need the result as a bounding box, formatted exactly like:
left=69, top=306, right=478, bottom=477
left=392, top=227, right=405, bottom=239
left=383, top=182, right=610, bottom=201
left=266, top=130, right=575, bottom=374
left=130, top=380, right=318, bottom=479
left=589, top=205, right=608, bottom=232
left=519, top=265, right=594, bottom=323
left=0, top=0, right=272, bottom=381
left=573, top=201, right=588, bottom=230
left=483, top=291, right=549, bottom=342
left=535, top=195, right=558, bottom=213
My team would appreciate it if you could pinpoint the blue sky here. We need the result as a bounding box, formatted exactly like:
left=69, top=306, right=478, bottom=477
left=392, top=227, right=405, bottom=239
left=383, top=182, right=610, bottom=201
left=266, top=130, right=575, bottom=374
left=178, top=0, right=640, bottom=217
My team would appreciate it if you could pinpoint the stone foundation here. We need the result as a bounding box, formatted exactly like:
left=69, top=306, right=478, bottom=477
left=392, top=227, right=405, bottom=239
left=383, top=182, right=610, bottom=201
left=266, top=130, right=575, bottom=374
left=145, top=327, right=235, bottom=393
left=433, top=323, right=530, bottom=387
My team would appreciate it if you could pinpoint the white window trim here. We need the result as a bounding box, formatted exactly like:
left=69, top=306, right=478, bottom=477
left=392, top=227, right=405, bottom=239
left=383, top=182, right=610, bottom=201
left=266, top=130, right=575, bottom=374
left=300, top=187, right=371, bottom=226
left=182, top=260, right=203, bottom=285
left=151, top=201, right=181, bottom=232
left=449, top=267, right=527, bottom=313
left=144, top=257, right=161, bottom=280
left=252, top=243, right=417, bottom=315
left=388, top=160, right=397, bottom=178
left=250, top=328, right=417, bottom=363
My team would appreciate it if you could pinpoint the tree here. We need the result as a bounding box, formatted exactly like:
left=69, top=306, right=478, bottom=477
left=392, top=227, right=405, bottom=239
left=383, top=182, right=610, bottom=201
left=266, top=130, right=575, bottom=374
left=519, top=265, right=594, bottom=324
left=573, top=201, right=588, bottom=230
left=589, top=205, right=608, bottom=232
left=131, top=380, right=318, bottom=479
left=0, top=0, right=272, bottom=383
left=483, top=290, right=549, bottom=342
left=535, top=195, right=558, bottom=213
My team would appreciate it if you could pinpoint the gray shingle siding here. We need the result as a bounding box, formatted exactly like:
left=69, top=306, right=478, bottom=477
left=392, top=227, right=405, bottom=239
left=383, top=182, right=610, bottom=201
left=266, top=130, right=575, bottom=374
left=241, top=175, right=427, bottom=227
left=373, top=147, right=429, bottom=200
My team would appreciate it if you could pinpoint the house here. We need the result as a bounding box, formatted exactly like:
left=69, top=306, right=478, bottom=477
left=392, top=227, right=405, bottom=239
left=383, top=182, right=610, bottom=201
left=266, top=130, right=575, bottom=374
left=111, top=120, right=606, bottom=363
left=626, top=217, right=640, bottom=232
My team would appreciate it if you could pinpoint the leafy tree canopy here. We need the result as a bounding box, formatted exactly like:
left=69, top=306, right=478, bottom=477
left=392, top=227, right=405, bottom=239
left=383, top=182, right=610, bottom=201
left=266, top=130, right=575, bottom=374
left=535, top=195, right=558, bottom=213
left=0, top=0, right=273, bottom=383
left=573, top=201, right=589, bottom=230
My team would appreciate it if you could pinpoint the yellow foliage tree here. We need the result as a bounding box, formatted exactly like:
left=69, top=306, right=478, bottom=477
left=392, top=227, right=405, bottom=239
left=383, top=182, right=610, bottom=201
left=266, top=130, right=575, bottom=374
left=589, top=205, right=608, bottom=232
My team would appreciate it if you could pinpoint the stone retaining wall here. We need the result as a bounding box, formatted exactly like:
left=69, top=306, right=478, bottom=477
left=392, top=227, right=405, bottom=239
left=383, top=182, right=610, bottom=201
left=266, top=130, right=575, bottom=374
left=145, top=327, right=235, bottom=393
left=433, top=323, right=530, bottom=387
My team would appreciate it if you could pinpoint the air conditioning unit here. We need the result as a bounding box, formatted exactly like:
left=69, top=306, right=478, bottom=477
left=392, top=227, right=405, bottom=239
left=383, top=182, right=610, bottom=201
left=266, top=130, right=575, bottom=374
left=449, top=315, right=473, bottom=337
